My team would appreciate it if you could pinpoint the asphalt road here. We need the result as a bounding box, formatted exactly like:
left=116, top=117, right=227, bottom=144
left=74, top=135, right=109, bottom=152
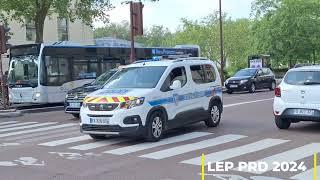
left=0, top=89, right=319, bottom=180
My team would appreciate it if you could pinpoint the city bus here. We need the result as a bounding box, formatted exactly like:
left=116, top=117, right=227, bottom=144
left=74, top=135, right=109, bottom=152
left=7, top=43, right=200, bottom=104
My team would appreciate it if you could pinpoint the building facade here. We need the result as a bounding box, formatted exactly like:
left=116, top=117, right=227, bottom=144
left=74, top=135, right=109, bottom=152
left=8, top=14, right=94, bottom=45
left=1, top=15, right=94, bottom=71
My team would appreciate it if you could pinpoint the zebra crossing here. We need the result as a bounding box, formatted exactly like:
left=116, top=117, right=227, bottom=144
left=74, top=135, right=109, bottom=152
left=0, top=120, right=318, bottom=179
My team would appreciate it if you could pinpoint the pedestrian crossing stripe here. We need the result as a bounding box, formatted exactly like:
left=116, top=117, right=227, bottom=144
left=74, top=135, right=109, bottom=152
left=140, top=134, right=246, bottom=159
left=181, top=138, right=289, bottom=165
left=233, top=143, right=320, bottom=174
left=1, top=120, right=320, bottom=178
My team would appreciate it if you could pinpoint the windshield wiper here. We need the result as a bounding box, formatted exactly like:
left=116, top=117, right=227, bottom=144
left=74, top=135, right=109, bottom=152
left=304, top=81, right=320, bottom=85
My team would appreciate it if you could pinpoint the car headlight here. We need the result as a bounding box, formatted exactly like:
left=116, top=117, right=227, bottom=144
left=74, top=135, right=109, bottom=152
left=120, top=97, right=145, bottom=109
left=224, top=79, right=229, bottom=85
left=240, top=79, right=248, bottom=84
left=82, top=102, right=87, bottom=108
left=65, top=94, right=69, bottom=99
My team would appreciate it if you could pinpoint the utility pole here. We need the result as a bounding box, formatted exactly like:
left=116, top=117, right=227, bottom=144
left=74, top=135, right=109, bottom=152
left=219, top=0, right=225, bottom=84
left=129, top=1, right=144, bottom=63
left=130, top=1, right=135, bottom=63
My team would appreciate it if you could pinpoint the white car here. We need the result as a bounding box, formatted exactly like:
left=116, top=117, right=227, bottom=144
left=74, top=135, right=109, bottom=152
left=273, top=66, right=320, bottom=129
left=80, top=57, right=223, bottom=141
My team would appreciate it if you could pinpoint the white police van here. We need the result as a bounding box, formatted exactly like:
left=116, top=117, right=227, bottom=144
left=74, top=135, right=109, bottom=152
left=80, top=57, right=223, bottom=141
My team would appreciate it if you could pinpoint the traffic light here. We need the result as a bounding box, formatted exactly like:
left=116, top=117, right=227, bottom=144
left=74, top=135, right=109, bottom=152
left=0, top=25, right=11, bottom=54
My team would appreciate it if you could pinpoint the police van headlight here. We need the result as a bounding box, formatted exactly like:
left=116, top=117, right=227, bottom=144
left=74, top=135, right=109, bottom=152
left=120, top=97, right=145, bottom=109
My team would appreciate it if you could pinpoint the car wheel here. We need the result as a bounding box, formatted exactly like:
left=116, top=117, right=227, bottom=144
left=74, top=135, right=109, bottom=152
left=269, top=81, right=276, bottom=91
left=146, top=111, right=164, bottom=142
left=89, top=134, right=107, bottom=139
left=205, top=102, right=221, bottom=127
left=227, top=89, right=233, bottom=94
left=275, top=116, right=291, bottom=129
left=249, top=83, right=256, bottom=93
left=72, top=113, right=80, bottom=118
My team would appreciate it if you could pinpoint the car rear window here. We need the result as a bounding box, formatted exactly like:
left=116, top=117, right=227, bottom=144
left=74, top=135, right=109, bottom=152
left=284, top=71, right=320, bottom=85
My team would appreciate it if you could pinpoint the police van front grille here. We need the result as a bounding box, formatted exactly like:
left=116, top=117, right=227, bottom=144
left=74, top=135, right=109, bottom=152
left=82, top=124, right=121, bottom=132
left=88, top=103, right=119, bottom=111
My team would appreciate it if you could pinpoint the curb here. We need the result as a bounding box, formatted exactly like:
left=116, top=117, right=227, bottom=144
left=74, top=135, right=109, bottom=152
left=0, top=109, right=23, bottom=118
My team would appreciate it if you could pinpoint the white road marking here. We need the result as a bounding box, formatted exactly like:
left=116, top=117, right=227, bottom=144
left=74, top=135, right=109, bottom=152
left=0, top=122, right=58, bottom=133
left=104, top=132, right=212, bottom=155
left=0, top=143, right=20, bottom=147
left=0, top=161, right=17, bottom=166
left=140, top=134, right=246, bottom=159
left=69, top=138, right=127, bottom=150
left=4, top=126, right=79, bottom=141
left=0, top=121, right=19, bottom=125
left=234, top=143, right=320, bottom=174
left=39, top=135, right=91, bottom=147
left=0, top=122, right=38, bottom=129
left=182, top=138, right=289, bottom=165
left=224, top=98, right=274, bottom=108
left=291, top=166, right=320, bottom=179
left=18, top=131, right=81, bottom=144
left=0, top=123, right=76, bottom=138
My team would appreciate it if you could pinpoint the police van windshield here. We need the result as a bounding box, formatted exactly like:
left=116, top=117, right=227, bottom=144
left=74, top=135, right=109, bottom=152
left=104, top=66, right=167, bottom=89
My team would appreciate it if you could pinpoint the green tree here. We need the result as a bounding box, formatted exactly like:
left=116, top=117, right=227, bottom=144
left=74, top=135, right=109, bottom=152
left=136, top=25, right=174, bottom=47
left=94, top=21, right=130, bottom=40
left=252, top=0, right=320, bottom=67
left=0, top=0, right=113, bottom=43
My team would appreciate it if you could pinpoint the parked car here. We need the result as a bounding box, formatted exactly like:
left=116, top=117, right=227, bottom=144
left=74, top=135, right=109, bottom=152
left=80, top=57, right=223, bottom=141
left=273, top=65, right=320, bottom=129
left=225, top=68, right=276, bottom=94
left=64, top=69, right=118, bottom=118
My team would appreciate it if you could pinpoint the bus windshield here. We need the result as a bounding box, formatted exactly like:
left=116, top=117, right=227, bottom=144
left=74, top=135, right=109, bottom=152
left=8, top=55, right=39, bottom=87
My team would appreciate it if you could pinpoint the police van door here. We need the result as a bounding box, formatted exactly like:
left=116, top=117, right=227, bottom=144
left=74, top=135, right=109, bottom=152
left=159, top=66, right=192, bottom=128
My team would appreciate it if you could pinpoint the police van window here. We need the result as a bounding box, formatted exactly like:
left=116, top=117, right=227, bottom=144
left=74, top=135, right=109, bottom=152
left=204, top=64, right=216, bottom=82
left=191, top=65, right=206, bottom=84
left=161, top=67, right=187, bottom=91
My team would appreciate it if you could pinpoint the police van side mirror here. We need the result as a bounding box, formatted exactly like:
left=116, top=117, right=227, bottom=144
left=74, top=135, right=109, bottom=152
left=170, top=80, right=182, bottom=90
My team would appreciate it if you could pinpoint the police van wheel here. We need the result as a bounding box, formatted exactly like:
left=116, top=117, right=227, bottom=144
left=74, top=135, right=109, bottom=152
left=72, top=114, right=80, bottom=118
left=205, top=102, right=221, bottom=127
left=89, top=134, right=107, bottom=139
left=146, top=111, right=164, bottom=142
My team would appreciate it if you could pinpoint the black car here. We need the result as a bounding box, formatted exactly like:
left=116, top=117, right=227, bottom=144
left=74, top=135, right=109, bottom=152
left=225, top=68, right=276, bottom=94
left=64, top=69, right=118, bottom=118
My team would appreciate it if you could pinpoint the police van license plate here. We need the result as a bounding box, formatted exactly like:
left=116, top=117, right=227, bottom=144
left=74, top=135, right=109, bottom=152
left=293, top=109, right=314, bottom=116
left=89, top=118, right=110, bottom=125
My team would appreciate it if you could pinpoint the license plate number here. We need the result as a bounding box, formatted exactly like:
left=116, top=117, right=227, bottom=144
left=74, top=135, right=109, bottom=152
left=293, top=109, right=314, bottom=116
left=69, top=103, right=80, bottom=108
left=230, top=85, right=238, bottom=88
left=89, top=118, right=110, bottom=125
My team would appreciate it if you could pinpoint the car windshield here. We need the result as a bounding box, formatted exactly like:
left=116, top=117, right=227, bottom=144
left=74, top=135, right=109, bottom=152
left=8, top=55, right=39, bottom=87
left=91, top=70, right=117, bottom=86
left=284, top=71, right=320, bottom=85
left=234, top=69, right=257, bottom=77
left=104, top=66, right=167, bottom=89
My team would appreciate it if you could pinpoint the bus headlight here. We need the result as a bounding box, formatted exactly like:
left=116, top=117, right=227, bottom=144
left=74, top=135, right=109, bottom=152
left=35, top=92, right=41, bottom=98
left=120, top=97, right=145, bottom=109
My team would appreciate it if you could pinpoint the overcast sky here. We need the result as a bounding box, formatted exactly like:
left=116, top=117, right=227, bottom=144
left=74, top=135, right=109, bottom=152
left=94, top=0, right=254, bottom=32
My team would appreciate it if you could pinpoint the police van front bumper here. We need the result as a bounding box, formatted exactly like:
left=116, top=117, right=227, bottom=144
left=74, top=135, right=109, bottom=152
left=80, top=123, right=145, bottom=136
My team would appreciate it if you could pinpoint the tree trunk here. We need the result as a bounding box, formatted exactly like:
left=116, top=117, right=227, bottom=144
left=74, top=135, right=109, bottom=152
left=34, top=14, right=46, bottom=43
